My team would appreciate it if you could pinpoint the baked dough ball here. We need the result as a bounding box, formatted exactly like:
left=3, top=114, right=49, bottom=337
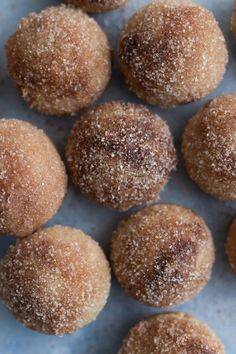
left=5, top=5, right=111, bottom=116
left=65, top=0, right=127, bottom=13
left=0, top=119, right=67, bottom=237
left=119, top=313, right=225, bottom=354
left=119, top=0, right=228, bottom=107
left=0, top=226, right=111, bottom=335
left=66, top=101, right=177, bottom=211
left=226, top=217, right=236, bottom=274
left=182, top=94, right=236, bottom=200
left=111, top=204, right=215, bottom=307
left=232, top=0, right=236, bottom=37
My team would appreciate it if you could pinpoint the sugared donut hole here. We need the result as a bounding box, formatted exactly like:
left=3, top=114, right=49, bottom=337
left=0, top=226, right=111, bottom=335
left=6, top=5, right=111, bottom=116
left=182, top=94, right=236, bottom=200
left=0, top=119, right=67, bottom=237
left=119, top=0, right=228, bottom=107
left=66, top=101, right=177, bottom=211
left=111, top=204, right=215, bottom=307
left=119, top=313, right=225, bottom=354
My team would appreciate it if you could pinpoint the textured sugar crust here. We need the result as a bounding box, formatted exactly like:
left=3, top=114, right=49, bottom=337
left=66, top=101, right=177, bottom=211
left=65, top=0, right=127, bottom=13
left=0, top=119, right=67, bottom=237
left=5, top=5, right=111, bottom=116
left=182, top=94, right=236, bottom=201
left=0, top=226, right=111, bottom=335
left=119, top=312, right=225, bottom=354
left=232, top=0, right=236, bottom=37
left=119, top=0, right=228, bottom=108
left=226, top=217, right=236, bottom=275
left=111, top=204, right=215, bottom=307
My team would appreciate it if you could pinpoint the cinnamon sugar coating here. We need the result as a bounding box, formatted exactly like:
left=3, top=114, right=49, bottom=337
left=0, top=226, right=111, bottom=335
left=119, top=313, right=225, bottom=354
left=111, top=204, right=215, bottom=307
left=66, top=101, right=177, bottom=211
left=226, top=217, right=236, bottom=274
left=0, top=119, right=67, bottom=237
left=182, top=94, right=236, bottom=200
left=65, top=0, right=127, bottom=13
left=5, top=5, right=111, bottom=116
left=119, top=0, right=228, bottom=108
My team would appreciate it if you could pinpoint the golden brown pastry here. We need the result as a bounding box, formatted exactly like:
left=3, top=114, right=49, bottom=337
left=119, top=312, right=225, bottom=354
left=0, top=226, right=111, bottom=335
left=111, top=204, right=215, bottom=307
left=0, top=119, right=67, bottom=237
left=182, top=94, right=236, bottom=200
left=66, top=101, right=177, bottom=211
left=119, top=0, right=228, bottom=107
left=6, top=5, right=111, bottom=115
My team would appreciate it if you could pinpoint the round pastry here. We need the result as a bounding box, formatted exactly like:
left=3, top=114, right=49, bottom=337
left=119, top=312, right=225, bottom=354
left=119, top=0, right=228, bottom=107
left=232, top=0, right=236, bottom=37
left=0, top=119, right=67, bottom=237
left=0, top=225, right=111, bottom=335
left=5, top=5, right=111, bottom=116
left=226, top=217, right=236, bottom=274
left=66, top=101, right=177, bottom=211
left=65, top=0, right=127, bottom=13
left=111, top=204, right=215, bottom=307
left=182, top=94, right=236, bottom=200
